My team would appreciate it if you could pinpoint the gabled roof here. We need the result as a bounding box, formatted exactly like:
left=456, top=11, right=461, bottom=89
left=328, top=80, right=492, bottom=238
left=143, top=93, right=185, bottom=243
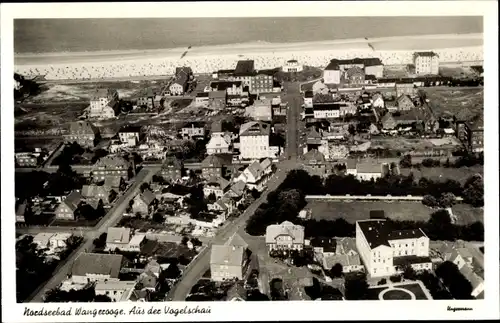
left=211, top=121, right=223, bottom=134
left=106, top=227, right=131, bottom=244
left=104, top=175, right=123, bottom=188
left=162, top=156, right=183, bottom=169
left=246, top=160, right=264, bottom=180
left=206, top=176, right=230, bottom=190
left=266, top=221, right=305, bottom=244
left=201, top=155, right=224, bottom=168
left=206, top=136, right=230, bottom=150
left=234, top=60, right=255, bottom=76
left=118, top=125, right=142, bottom=134
left=229, top=180, right=246, bottom=197
left=459, top=265, right=484, bottom=289
left=69, top=121, right=99, bottom=135
left=239, top=121, right=270, bottom=137
left=81, top=184, right=112, bottom=199
left=210, top=245, right=245, bottom=267
left=70, top=253, right=123, bottom=278
left=260, top=158, right=272, bottom=170
left=62, top=191, right=83, bottom=212
left=302, top=149, right=326, bottom=164
left=227, top=233, right=248, bottom=249
left=137, top=189, right=156, bottom=206
left=176, top=66, right=193, bottom=77
left=94, top=155, right=130, bottom=169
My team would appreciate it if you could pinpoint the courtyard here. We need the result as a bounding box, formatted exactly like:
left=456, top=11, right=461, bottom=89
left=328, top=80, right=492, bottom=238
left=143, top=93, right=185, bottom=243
left=365, top=281, right=432, bottom=300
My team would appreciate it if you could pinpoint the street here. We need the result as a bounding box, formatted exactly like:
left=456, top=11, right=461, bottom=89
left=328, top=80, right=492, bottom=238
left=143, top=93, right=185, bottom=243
left=27, top=168, right=155, bottom=303
left=282, top=82, right=303, bottom=160
left=167, top=161, right=295, bottom=301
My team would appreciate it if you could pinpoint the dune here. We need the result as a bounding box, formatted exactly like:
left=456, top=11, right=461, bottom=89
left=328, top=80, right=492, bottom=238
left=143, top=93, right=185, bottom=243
left=14, top=33, right=483, bottom=81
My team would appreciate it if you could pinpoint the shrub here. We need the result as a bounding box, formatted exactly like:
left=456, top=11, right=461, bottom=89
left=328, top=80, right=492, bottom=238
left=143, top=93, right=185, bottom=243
left=389, top=275, right=402, bottom=283
left=377, top=278, right=387, bottom=286
left=422, top=194, right=439, bottom=207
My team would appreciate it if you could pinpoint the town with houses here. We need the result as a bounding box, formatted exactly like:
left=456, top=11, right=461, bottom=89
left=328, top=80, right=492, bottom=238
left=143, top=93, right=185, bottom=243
left=14, top=37, right=486, bottom=303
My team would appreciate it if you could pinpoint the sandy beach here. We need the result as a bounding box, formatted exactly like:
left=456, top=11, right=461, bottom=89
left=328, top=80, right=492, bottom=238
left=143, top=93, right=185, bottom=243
left=14, top=33, right=483, bottom=80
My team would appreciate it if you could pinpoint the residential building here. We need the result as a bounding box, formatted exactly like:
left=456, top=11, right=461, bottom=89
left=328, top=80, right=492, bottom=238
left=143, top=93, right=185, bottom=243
left=413, top=52, right=439, bottom=75
left=236, top=159, right=272, bottom=191
left=104, top=176, right=126, bottom=191
left=181, top=123, right=206, bottom=139
left=324, top=58, right=384, bottom=85
left=372, top=93, right=384, bottom=108
left=195, top=92, right=209, bottom=107
left=355, top=219, right=431, bottom=278
left=310, top=237, right=337, bottom=256
left=245, top=98, right=272, bottom=121
left=69, top=253, right=123, bottom=284
left=239, top=121, right=272, bottom=160
left=266, top=221, right=305, bottom=252
left=210, top=233, right=249, bottom=282
left=208, top=90, right=227, bottom=109
left=204, top=177, right=230, bottom=199
left=210, top=81, right=243, bottom=96
left=89, top=88, right=119, bottom=119
left=313, top=103, right=341, bottom=119
left=201, top=155, right=225, bottom=179
left=92, top=155, right=131, bottom=182
left=81, top=184, right=115, bottom=204
left=396, top=95, right=415, bottom=111
left=54, top=191, right=83, bottom=220
left=324, top=61, right=342, bottom=85
left=169, top=66, right=193, bottom=95
left=345, top=66, right=365, bottom=85
left=206, top=133, right=232, bottom=155
left=15, top=152, right=39, bottom=167
left=131, top=190, right=157, bottom=216
left=323, top=254, right=365, bottom=273
left=64, top=121, right=100, bottom=148
left=118, top=126, right=142, bottom=147
left=458, top=117, right=484, bottom=153
left=252, top=69, right=277, bottom=94
left=304, top=90, right=314, bottom=108
left=159, top=157, right=183, bottom=182
left=105, top=227, right=132, bottom=251
left=282, top=59, right=303, bottom=73
left=301, top=149, right=328, bottom=177
left=95, top=281, right=136, bottom=302
left=346, top=160, right=388, bottom=181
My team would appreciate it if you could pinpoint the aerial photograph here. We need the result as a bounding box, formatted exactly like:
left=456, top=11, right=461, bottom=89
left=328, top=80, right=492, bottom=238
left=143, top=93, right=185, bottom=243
left=13, top=16, right=484, bottom=303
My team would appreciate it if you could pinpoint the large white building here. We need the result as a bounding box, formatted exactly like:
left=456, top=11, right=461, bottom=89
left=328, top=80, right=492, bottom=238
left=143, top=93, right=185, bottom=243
left=323, top=58, right=384, bottom=85
left=355, top=219, right=431, bottom=278
left=239, top=121, right=273, bottom=160
left=89, top=88, right=119, bottom=119
left=413, top=52, right=439, bottom=75
left=282, top=59, right=303, bottom=73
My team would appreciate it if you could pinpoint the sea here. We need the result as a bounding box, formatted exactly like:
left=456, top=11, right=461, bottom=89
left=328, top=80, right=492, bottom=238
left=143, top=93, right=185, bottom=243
left=14, top=17, right=483, bottom=54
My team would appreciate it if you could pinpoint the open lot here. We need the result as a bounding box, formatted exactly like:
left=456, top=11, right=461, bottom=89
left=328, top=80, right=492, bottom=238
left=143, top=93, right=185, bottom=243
left=400, top=165, right=483, bottom=185
left=424, top=87, right=483, bottom=121
left=365, top=282, right=431, bottom=300
left=308, top=200, right=482, bottom=225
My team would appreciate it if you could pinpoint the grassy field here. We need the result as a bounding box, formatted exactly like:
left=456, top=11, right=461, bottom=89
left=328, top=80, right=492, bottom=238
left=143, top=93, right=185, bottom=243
left=400, top=165, right=484, bottom=184
left=424, top=87, right=483, bottom=121
left=307, top=200, right=482, bottom=225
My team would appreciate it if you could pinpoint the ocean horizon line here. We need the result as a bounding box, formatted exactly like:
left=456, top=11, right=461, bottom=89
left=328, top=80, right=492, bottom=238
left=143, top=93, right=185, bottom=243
left=15, top=32, right=483, bottom=57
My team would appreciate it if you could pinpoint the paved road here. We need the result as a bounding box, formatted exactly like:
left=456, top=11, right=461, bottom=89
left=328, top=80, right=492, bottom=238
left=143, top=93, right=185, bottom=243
left=167, top=161, right=295, bottom=301
left=282, top=82, right=303, bottom=159
left=28, top=168, right=155, bottom=303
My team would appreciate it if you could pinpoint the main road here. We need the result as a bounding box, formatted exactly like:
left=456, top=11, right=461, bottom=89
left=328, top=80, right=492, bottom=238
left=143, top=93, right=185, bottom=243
left=282, top=81, right=303, bottom=160
left=167, top=160, right=296, bottom=301
left=28, top=168, right=155, bottom=303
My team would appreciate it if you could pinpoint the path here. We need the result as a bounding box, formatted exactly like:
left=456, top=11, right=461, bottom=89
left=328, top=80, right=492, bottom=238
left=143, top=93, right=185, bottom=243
left=27, top=168, right=155, bottom=303
left=166, top=161, right=295, bottom=301
left=282, top=82, right=303, bottom=160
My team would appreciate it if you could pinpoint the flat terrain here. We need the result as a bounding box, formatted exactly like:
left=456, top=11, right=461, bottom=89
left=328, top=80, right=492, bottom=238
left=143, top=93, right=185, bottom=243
left=308, top=200, right=483, bottom=225
left=365, top=282, right=430, bottom=300
left=424, top=87, right=483, bottom=121
left=400, top=165, right=483, bottom=185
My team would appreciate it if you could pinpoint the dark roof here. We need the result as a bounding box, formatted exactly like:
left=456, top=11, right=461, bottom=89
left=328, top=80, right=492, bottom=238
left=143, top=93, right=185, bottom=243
left=327, top=57, right=383, bottom=70
left=70, top=253, right=123, bottom=278
left=256, top=68, right=279, bottom=76
left=365, top=74, right=377, bottom=81
left=234, top=60, right=255, bottom=76
left=176, top=66, right=193, bottom=76
left=217, top=69, right=235, bottom=74
left=313, top=103, right=341, bottom=111
left=357, top=220, right=427, bottom=249
left=201, top=155, right=224, bottom=168
left=324, top=61, right=340, bottom=71
left=393, top=255, right=432, bottom=267
left=304, top=90, right=314, bottom=98
left=369, top=210, right=386, bottom=219
left=196, top=92, right=209, bottom=98
left=310, top=237, right=337, bottom=253
left=414, top=51, right=439, bottom=58
left=162, top=156, right=183, bottom=169
left=118, top=125, right=142, bottom=133
left=210, top=81, right=242, bottom=91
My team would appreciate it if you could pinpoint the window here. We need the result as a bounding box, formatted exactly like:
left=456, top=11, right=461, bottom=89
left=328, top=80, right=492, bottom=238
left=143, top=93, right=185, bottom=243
left=421, top=242, right=424, bottom=246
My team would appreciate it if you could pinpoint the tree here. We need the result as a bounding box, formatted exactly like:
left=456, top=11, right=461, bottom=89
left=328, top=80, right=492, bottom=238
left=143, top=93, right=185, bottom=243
left=402, top=265, right=417, bottom=281
left=462, top=175, right=484, bottom=207
left=190, top=237, right=202, bottom=247
left=207, top=192, right=217, bottom=203
left=400, top=154, right=412, bottom=168
left=426, top=209, right=456, bottom=240
left=422, top=194, right=439, bottom=207
left=435, top=261, right=473, bottom=299
left=329, top=263, right=343, bottom=278
left=348, top=124, right=356, bottom=135
left=439, top=192, right=456, bottom=208
left=152, top=212, right=165, bottom=223
left=93, top=233, right=107, bottom=249
left=181, top=236, right=189, bottom=246
left=377, top=278, right=387, bottom=286
left=140, top=182, right=150, bottom=193
left=344, top=272, right=369, bottom=300
left=389, top=275, right=402, bottom=283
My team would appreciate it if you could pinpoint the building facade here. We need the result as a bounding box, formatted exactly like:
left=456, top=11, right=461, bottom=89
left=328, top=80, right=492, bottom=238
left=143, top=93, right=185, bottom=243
left=414, top=52, right=439, bottom=75
left=64, top=121, right=100, bottom=148
left=239, top=121, right=272, bottom=160
left=266, top=221, right=305, bottom=252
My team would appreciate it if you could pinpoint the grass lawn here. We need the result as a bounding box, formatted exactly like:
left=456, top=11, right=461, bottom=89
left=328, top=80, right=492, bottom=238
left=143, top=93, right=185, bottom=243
left=308, top=201, right=482, bottom=225
left=365, top=282, right=430, bottom=300
left=400, top=166, right=484, bottom=184
left=117, top=217, right=173, bottom=232
left=424, top=87, right=483, bottom=121
left=51, top=217, right=101, bottom=227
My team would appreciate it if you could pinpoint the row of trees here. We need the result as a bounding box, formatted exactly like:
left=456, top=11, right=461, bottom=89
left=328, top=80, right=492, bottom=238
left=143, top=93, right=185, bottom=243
left=245, top=170, right=484, bottom=241
left=400, top=153, right=484, bottom=169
